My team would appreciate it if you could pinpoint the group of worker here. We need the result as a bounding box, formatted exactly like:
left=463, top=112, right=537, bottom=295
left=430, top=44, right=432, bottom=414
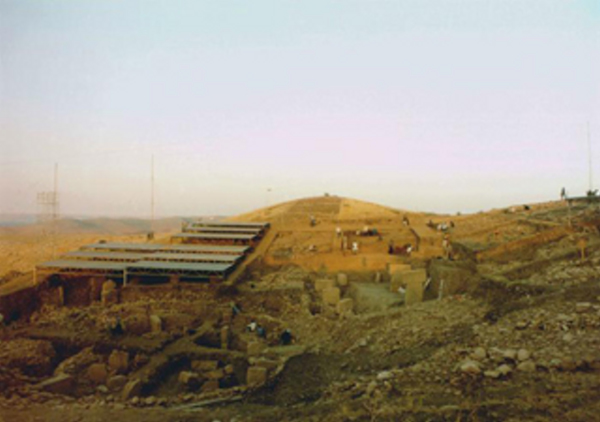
left=442, top=234, right=454, bottom=260
left=231, top=303, right=294, bottom=345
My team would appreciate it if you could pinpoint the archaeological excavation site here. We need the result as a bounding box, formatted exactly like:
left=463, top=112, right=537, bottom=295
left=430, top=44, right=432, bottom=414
left=1, top=195, right=600, bottom=422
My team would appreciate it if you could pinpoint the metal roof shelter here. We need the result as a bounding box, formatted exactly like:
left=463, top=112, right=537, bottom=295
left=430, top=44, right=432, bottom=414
left=36, top=259, right=234, bottom=283
left=63, top=251, right=241, bottom=264
left=36, top=260, right=126, bottom=276
left=173, top=232, right=257, bottom=240
left=64, top=251, right=150, bottom=262
left=81, top=242, right=249, bottom=255
left=172, top=232, right=258, bottom=245
left=189, top=221, right=270, bottom=229
left=182, top=226, right=264, bottom=235
left=145, top=253, right=242, bottom=264
left=126, top=261, right=234, bottom=280
left=81, top=243, right=162, bottom=252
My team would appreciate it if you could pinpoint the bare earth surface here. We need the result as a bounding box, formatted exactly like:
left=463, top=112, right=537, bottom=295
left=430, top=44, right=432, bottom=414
left=1, top=197, right=600, bottom=422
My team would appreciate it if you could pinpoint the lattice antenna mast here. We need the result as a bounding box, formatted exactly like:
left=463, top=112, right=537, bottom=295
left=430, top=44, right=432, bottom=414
left=151, top=154, right=155, bottom=233
left=37, top=163, right=59, bottom=258
left=588, top=122, right=593, bottom=192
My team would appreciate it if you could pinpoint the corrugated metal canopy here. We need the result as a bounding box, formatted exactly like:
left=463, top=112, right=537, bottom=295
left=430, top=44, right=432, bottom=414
left=127, top=261, right=232, bottom=272
left=190, top=221, right=269, bottom=228
left=64, top=251, right=149, bottom=261
left=183, top=226, right=263, bottom=234
left=81, top=242, right=249, bottom=254
left=37, top=260, right=126, bottom=271
left=81, top=243, right=162, bottom=251
left=147, top=253, right=241, bottom=263
left=165, top=244, right=249, bottom=254
left=172, top=232, right=257, bottom=240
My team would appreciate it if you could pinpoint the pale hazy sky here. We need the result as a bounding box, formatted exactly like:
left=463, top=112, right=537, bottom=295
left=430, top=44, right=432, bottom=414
left=1, top=1, right=599, bottom=217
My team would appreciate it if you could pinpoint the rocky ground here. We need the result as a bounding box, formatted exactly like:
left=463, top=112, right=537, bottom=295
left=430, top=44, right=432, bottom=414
left=1, top=198, right=599, bottom=421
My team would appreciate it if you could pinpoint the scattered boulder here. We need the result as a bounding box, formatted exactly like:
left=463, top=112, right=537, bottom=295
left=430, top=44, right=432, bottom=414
left=247, top=366, right=268, bottom=387
left=107, top=375, right=128, bottom=391
left=36, top=374, right=75, bottom=395
left=562, top=333, right=574, bottom=342
left=484, top=370, right=501, bottom=379
left=515, top=321, right=529, bottom=330
left=460, top=360, right=481, bottom=375
left=336, top=298, right=354, bottom=315
left=55, top=347, right=99, bottom=376
left=178, top=371, right=200, bottom=386
left=87, top=363, right=108, bottom=384
left=560, top=357, right=577, bottom=372
left=497, top=364, right=513, bottom=377
left=376, top=371, right=393, bottom=381
left=502, top=349, right=517, bottom=362
left=0, top=339, right=56, bottom=376
left=122, top=379, right=142, bottom=400
left=201, top=379, right=219, bottom=392
left=205, top=369, right=225, bottom=380
left=108, top=350, right=129, bottom=374
left=192, top=360, right=219, bottom=372
left=337, top=273, right=349, bottom=287
left=576, top=302, right=592, bottom=313
left=471, top=347, right=487, bottom=361
left=517, top=361, right=536, bottom=373
left=517, top=349, right=531, bottom=362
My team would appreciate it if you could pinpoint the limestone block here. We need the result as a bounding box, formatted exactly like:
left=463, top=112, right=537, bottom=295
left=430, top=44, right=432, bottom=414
left=403, top=269, right=427, bottom=305
left=149, top=315, right=162, bottom=333
left=205, top=369, right=225, bottom=380
left=388, top=264, right=412, bottom=276
left=87, top=363, right=108, bottom=384
left=191, top=360, right=219, bottom=372
left=322, top=287, right=341, bottom=305
left=121, top=379, right=142, bottom=400
left=253, top=359, right=279, bottom=371
left=37, top=374, right=75, bottom=395
left=107, top=375, right=128, bottom=391
left=201, top=379, right=219, bottom=392
left=247, top=341, right=265, bottom=356
left=108, top=350, right=129, bottom=374
left=178, top=371, right=200, bottom=386
left=315, top=279, right=336, bottom=292
left=390, top=269, right=427, bottom=303
left=336, top=298, right=354, bottom=315
left=220, top=326, right=230, bottom=349
left=390, top=273, right=405, bottom=293
left=337, top=273, right=348, bottom=287
left=246, top=366, right=268, bottom=388
left=101, top=281, right=119, bottom=306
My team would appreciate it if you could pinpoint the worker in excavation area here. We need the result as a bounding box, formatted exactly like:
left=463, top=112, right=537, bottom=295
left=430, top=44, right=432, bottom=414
left=388, top=240, right=395, bottom=254
left=442, top=235, right=451, bottom=259
left=280, top=329, right=293, bottom=345
left=352, top=241, right=359, bottom=254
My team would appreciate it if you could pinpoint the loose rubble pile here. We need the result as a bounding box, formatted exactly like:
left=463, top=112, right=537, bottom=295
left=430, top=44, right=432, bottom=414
left=1, top=202, right=600, bottom=421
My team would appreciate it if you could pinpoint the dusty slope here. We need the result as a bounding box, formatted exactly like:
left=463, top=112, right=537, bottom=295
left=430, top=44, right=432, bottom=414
left=0, top=217, right=181, bottom=282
